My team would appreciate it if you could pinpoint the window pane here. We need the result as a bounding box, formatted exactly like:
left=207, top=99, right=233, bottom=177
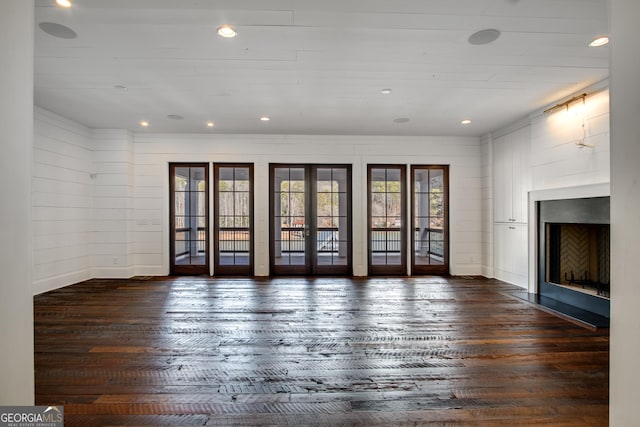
left=235, top=215, right=249, bottom=228
left=235, top=192, right=250, bottom=216
left=429, top=169, right=444, bottom=192
left=174, top=168, right=189, bottom=190
left=386, top=169, right=401, bottom=184
left=371, top=193, right=386, bottom=217
left=430, top=194, right=444, bottom=216
left=174, top=192, right=186, bottom=216
left=386, top=192, right=402, bottom=217
left=430, top=216, right=444, bottom=230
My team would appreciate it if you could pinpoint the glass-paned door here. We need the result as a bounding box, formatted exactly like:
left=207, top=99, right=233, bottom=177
left=272, top=166, right=307, bottom=274
left=170, top=163, right=209, bottom=275
left=314, top=167, right=351, bottom=273
left=270, top=164, right=352, bottom=275
left=368, top=165, right=407, bottom=275
left=214, top=164, right=253, bottom=275
left=412, top=165, right=449, bottom=275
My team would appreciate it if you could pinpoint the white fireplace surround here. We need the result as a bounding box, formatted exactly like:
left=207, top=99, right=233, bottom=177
left=527, top=182, right=611, bottom=294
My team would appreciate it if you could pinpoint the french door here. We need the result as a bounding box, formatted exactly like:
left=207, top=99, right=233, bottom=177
left=368, top=165, right=407, bottom=275
left=411, top=165, right=449, bottom=275
left=170, top=163, right=209, bottom=275
left=270, top=164, right=352, bottom=275
left=214, top=164, right=254, bottom=275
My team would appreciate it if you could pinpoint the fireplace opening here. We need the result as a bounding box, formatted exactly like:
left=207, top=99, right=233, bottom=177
left=536, top=195, right=610, bottom=325
left=546, top=223, right=610, bottom=299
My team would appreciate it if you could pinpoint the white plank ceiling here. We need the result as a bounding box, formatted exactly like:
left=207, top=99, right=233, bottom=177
left=34, top=0, right=609, bottom=136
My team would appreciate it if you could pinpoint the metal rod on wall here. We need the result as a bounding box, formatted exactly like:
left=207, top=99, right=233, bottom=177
left=543, top=93, right=588, bottom=114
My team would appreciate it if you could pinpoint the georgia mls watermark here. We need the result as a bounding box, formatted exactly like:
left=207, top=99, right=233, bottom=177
left=0, top=406, right=63, bottom=427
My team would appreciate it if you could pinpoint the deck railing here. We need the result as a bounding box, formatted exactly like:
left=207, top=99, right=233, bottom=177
left=176, top=226, right=444, bottom=257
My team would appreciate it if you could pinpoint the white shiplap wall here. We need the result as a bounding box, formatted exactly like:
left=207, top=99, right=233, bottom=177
left=33, top=108, right=93, bottom=294
left=32, top=109, right=484, bottom=285
left=529, top=87, right=610, bottom=191
left=487, top=83, right=610, bottom=204
left=480, top=133, right=493, bottom=278
left=133, top=134, right=483, bottom=277
left=91, top=129, right=135, bottom=278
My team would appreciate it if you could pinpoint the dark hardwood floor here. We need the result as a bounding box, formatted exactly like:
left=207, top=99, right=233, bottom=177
left=34, top=276, right=609, bottom=426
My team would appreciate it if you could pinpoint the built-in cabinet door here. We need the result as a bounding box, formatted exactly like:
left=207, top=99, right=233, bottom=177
left=510, top=127, right=529, bottom=222
left=493, top=126, right=530, bottom=287
left=493, top=126, right=530, bottom=223
left=493, top=135, right=513, bottom=223
left=494, top=223, right=528, bottom=288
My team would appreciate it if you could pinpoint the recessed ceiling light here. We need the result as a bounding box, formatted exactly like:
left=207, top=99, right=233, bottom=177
left=461, top=119, right=472, bottom=125
left=139, top=120, right=149, bottom=127
left=260, top=116, right=270, bottom=122
left=393, top=117, right=410, bottom=124
left=113, top=85, right=128, bottom=91
left=381, top=88, right=392, bottom=95
left=55, top=0, right=72, bottom=8
left=207, top=121, right=215, bottom=128
left=167, top=114, right=184, bottom=120
left=468, top=29, right=501, bottom=45
left=589, top=36, right=610, bottom=47
left=217, top=25, right=237, bottom=38
left=38, top=22, right=77, bottom=39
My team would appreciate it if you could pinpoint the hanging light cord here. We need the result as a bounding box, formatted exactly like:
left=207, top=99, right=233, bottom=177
left=576, top=96, right=593, bottom=148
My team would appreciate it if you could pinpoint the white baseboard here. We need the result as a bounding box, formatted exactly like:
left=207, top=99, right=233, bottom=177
left=133, top=265, right=167, bottom=276
left=92, top=266, right=136, bottom=279
left=494, top=268, right=528, bottom=289
left=33, top=269, right=93, bottom=295
left=450, top=264, right=483, bottom=276
left=481, top=266, right=495, bottom=278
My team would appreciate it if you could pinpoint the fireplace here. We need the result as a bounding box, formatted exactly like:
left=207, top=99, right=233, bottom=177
left=545, top=223, right=610, bottom=298
left=538, top=196, right=610, bottom=320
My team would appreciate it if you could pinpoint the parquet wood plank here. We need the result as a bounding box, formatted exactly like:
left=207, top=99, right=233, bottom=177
left=34, top=276, right=609, bottom=426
